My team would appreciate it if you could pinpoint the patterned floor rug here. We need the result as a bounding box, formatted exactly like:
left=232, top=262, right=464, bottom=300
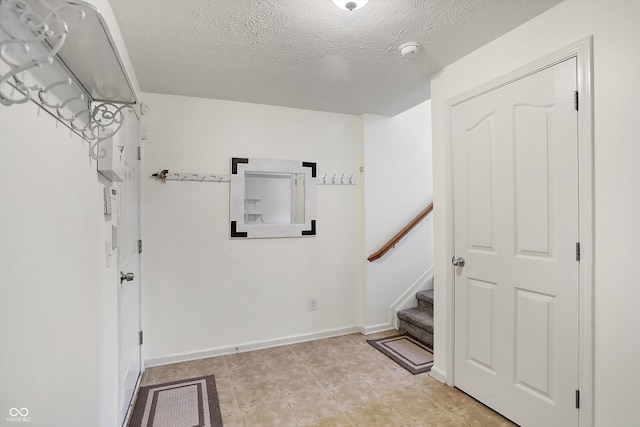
left=128, top=375, right=223, bottom=427
left=367, top=334, right=434, bottom=375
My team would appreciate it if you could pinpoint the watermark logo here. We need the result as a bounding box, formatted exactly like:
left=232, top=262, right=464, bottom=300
left=6, top=408, right=31, bottom=423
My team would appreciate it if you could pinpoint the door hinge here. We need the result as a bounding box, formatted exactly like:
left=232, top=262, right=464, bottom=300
left=575, top=389, right=580, bottom=409
left=574, top=91, right=579, bottom=111
left=139, top=331, right=144, bottom=346
left=576, top=242, right=581, bottom=262
left=138, top=239, right=143, bottom=254
left=137, top=146, right=142, bottom=161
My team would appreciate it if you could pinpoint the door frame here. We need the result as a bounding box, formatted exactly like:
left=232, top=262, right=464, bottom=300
left=117, top=107, right=143, bottom=426
left=442, top=37, right=594, bottom=427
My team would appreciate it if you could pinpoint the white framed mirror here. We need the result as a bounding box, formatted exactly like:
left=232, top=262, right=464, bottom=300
left=229, top=157, right=317, bottom=238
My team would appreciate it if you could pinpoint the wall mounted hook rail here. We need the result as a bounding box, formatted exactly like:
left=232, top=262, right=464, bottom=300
left=316, top=172, right=357, bottom=185
left=151, top=169, right=230, bottom=184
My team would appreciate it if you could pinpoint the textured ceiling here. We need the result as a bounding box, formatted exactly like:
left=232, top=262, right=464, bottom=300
left=108, top=0, right=562, bottom=116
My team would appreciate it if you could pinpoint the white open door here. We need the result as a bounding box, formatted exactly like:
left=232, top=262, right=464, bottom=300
left=117, top=109, right=142, bottom=425
left=451, top=58, right=579, bottom=427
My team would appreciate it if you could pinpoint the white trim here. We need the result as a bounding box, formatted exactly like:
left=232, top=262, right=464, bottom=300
left=429, top=366, right=447, bottom=384
left=122, top=372, right=142, bottom=427
left=360, top=323, right=395, bottom=335
left=388, top=268, right=434, bottom=328
left=442, top=101, right=456, bottom=386
left=442, top=37, right=594, bottom=427
left=144, top=326, right=361, bottom=367
left=575, top=37, right=595, bottom=427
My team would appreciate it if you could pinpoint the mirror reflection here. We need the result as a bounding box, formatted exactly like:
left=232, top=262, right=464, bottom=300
left=244, top=172, right=305, bottom=224
left=229, top=156, right=316, bottom=239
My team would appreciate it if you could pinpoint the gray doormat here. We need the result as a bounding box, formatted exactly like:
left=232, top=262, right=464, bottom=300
left=128, top=375, right=223, bottom=427
left=367, top=334, right=434, bottom=375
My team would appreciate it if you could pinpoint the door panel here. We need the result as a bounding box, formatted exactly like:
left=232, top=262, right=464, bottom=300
left=466, top=278, right=496, bottom=371
left=514, top=288, right=555, bottom=398
left=452, top=58, right=579, bottom=427
left=466, top=114, right=495, bottom=251
left=514, top=106, right=553, bottom=257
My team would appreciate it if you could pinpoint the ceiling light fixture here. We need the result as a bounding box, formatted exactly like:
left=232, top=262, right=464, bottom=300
left=332, top=0, right=369, bottom=11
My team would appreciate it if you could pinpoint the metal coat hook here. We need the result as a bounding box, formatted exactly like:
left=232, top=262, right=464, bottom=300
left=349, top=174, right=354, bottom=184
left=340, top=174, right=345, bottom=184
left=323, top=173, right=327, bottom=184
left=151, top=169, right=169, bottom=183
left=38, top=78, right=73, bottom=108
left=332, top=173, right=336, bottom=184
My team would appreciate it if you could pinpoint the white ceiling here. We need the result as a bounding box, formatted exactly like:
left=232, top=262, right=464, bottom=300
left=108, top=0, right=562, bottom=116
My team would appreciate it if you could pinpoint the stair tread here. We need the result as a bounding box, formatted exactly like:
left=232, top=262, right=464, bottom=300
left=397, top=307, right=434, bottom=332
left=416, top=289, right=434, bottom=303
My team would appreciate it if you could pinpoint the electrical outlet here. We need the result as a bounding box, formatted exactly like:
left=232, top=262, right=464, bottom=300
left=308, top=298, right=318, bottom=311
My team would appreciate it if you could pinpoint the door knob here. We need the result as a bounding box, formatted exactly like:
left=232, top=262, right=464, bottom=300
left=120, top=271, right=135, bottom=283
left=451, top=257, right=465, bottom=267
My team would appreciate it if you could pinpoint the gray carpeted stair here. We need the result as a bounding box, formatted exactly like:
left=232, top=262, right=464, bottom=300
left=398, top=289, right=433, bottom=348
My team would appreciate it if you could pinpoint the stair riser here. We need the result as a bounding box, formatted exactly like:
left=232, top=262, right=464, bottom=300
left=415, top=290, right=434, bottom=303
left=399, top=319, right=433, bottom=348
left=417, top=299, right=433, bottom=312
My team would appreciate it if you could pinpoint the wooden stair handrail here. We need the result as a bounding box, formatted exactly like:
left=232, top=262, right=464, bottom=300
left=367, top=203, right=434, bottom=262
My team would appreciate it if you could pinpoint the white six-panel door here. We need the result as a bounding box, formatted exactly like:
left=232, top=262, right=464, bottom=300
left=452, top=58, right=579, bottom=427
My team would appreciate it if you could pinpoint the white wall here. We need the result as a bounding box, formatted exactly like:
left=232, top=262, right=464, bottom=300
left=362, top=101, right=433, bottom=329
left=0, top=105, right=136, bottom=427
left=140, top=93, right=364, bottom=362
left=0, top=102, right=109, bottom=426
left=430, top=0, right=640, bottom=425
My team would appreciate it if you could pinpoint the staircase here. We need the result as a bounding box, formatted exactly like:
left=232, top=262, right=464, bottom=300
left=397, top=289, right=433, bottom=348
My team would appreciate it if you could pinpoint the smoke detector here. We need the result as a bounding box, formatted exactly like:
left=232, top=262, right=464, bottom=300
left=399, top=42, right=420, bottom=57
left=332, top=0, right=369, bottom=11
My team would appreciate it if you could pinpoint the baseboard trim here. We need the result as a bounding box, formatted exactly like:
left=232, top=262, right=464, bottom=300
left=122, top=372, right=143, bottom=427
left=144, top=326, right=361, bottom=367
left=430, top=365, right=447, bottom=384
left=360, top=323, right=395, bottom=335
left=388, top=267, right=434, bottom=328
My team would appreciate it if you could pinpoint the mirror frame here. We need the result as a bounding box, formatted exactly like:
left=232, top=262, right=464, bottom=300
left=229, top=157, right=317, bottom=239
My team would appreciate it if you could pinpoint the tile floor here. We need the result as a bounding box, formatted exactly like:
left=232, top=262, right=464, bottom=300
left=140, top=331, right=518, bottom=427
